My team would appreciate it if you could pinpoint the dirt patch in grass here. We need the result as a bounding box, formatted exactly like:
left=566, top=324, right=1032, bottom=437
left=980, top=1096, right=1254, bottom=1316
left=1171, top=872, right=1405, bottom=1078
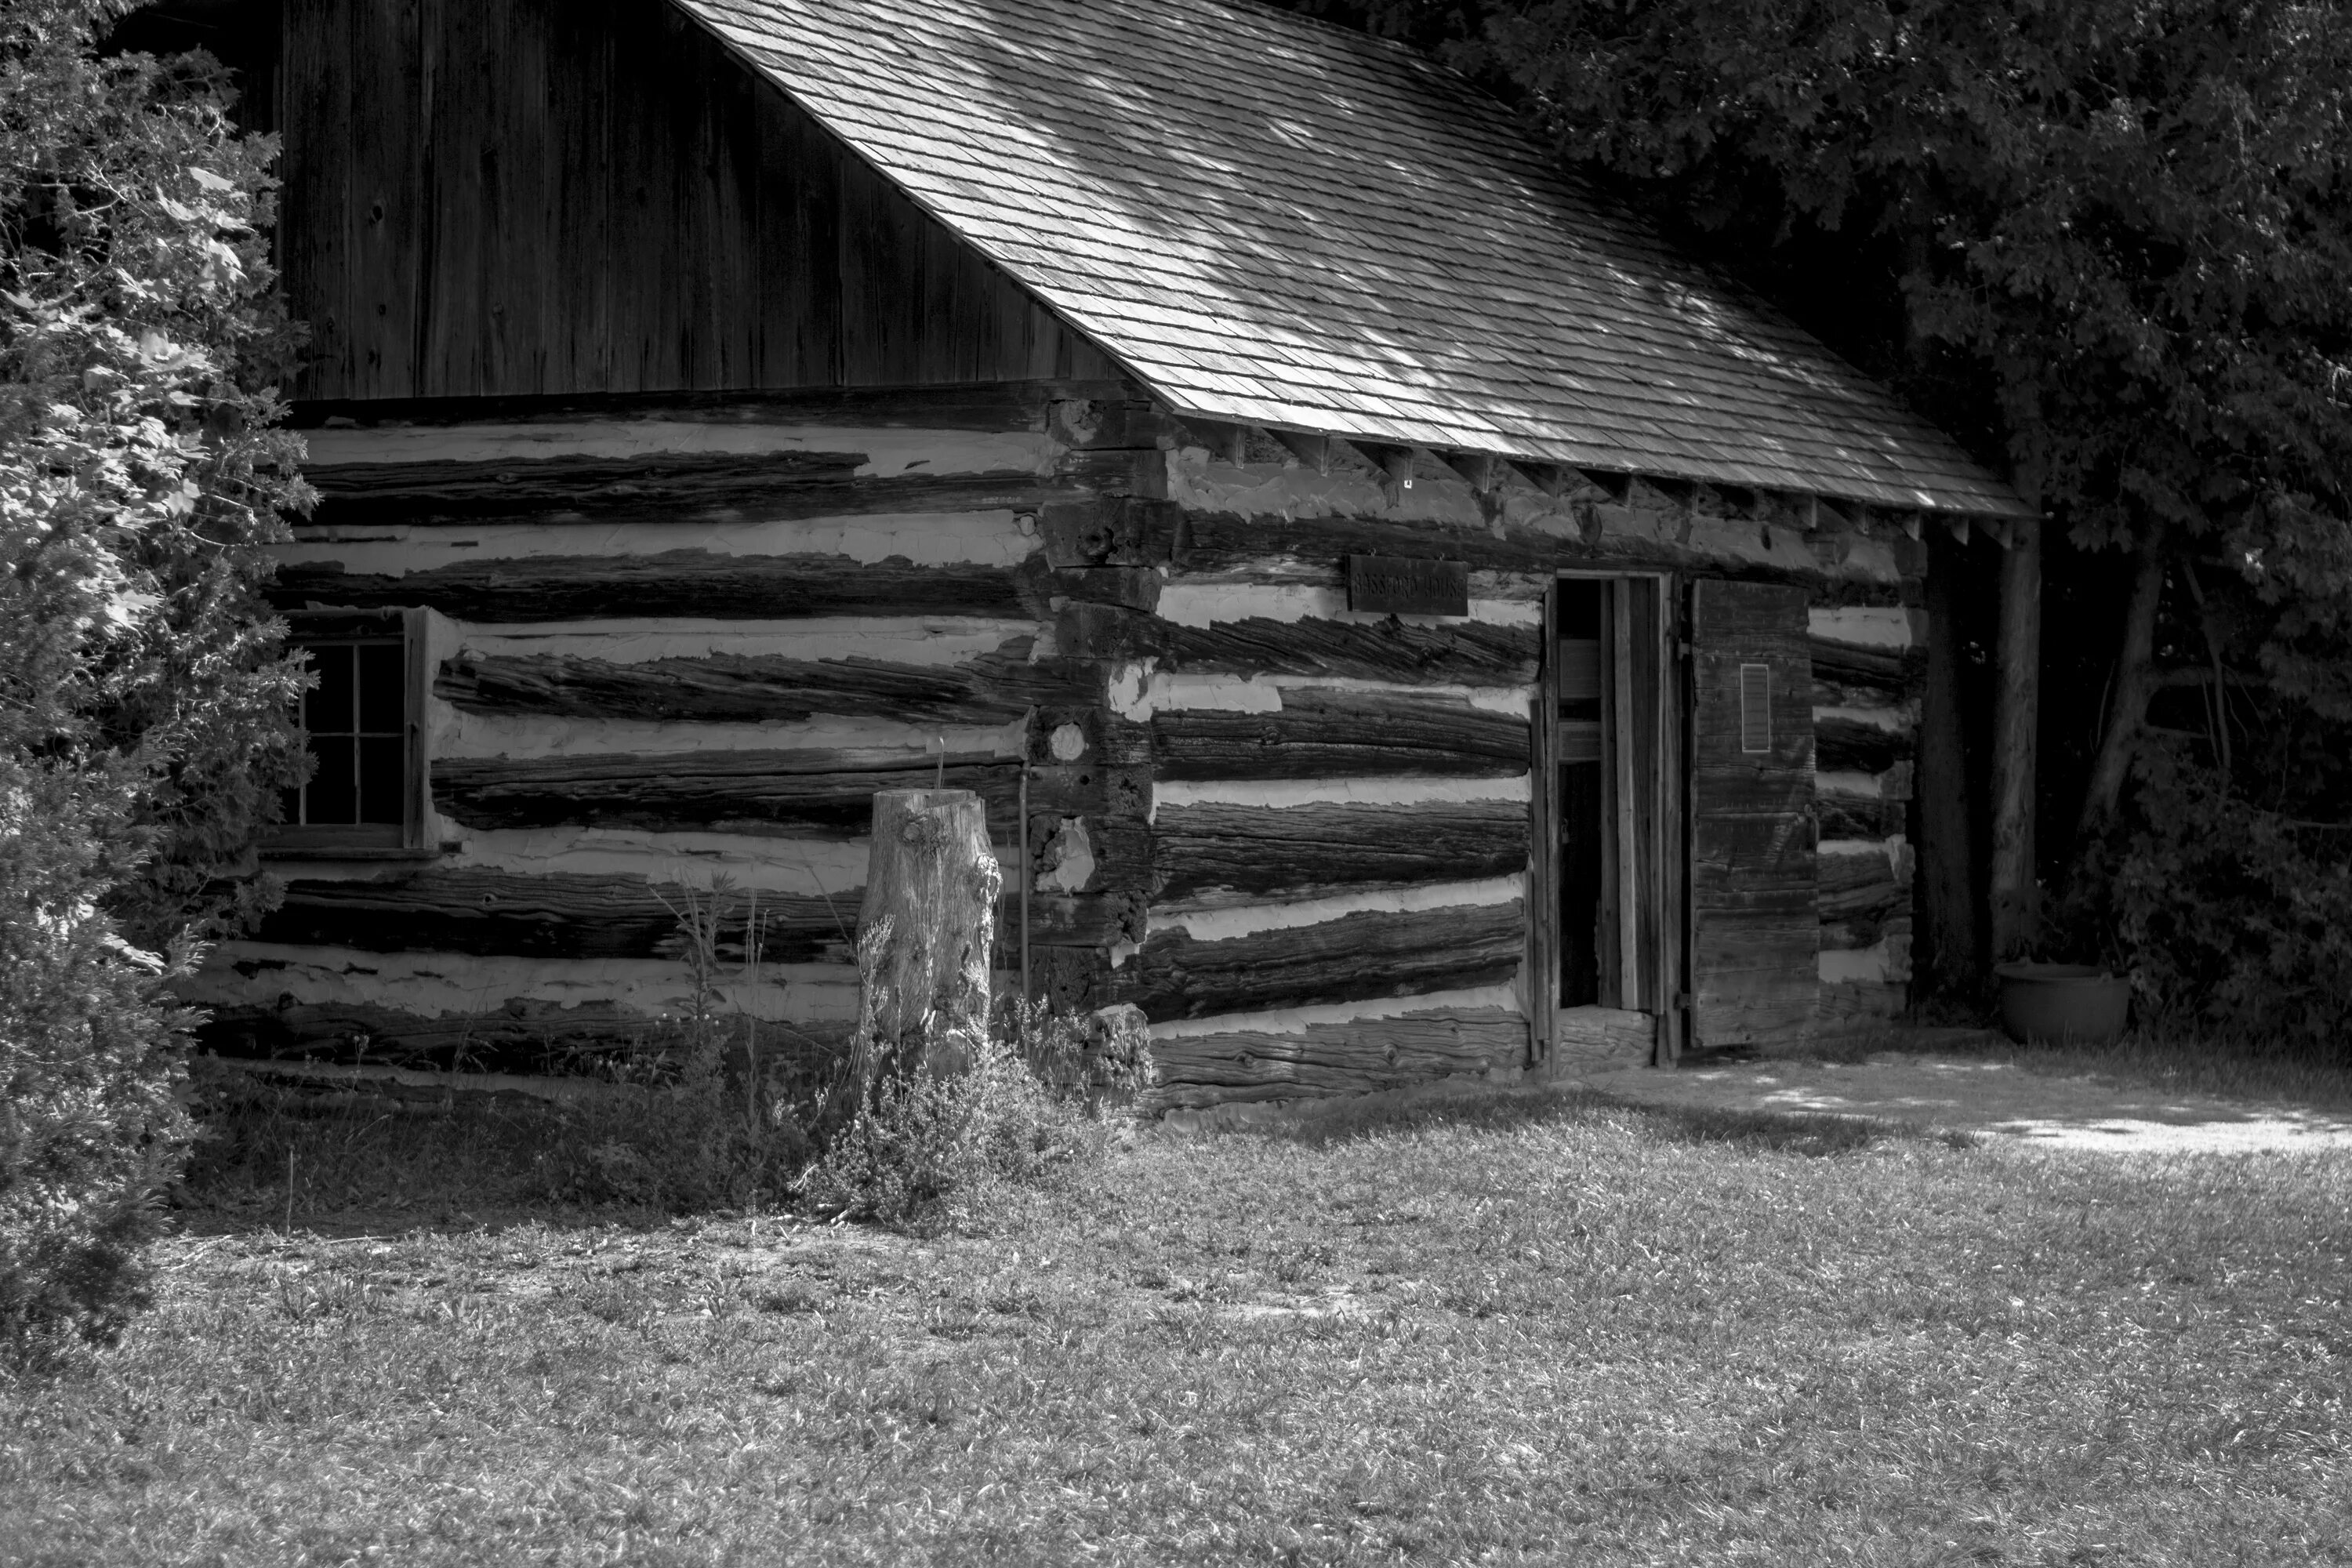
left=4, top=1091, right=2349, bottom=1563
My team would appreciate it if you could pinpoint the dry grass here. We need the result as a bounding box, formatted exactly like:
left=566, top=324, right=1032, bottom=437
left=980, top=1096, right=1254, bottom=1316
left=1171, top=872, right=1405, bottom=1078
left=4, top=1090, right=2350, bottom=1564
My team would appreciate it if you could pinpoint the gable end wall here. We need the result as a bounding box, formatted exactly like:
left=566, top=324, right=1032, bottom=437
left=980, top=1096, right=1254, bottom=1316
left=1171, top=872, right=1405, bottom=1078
left=280, top=0, right=1121, bottom=401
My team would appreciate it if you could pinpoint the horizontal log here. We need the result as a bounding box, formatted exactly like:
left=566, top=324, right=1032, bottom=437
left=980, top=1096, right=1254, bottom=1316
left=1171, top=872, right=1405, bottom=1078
left=1823, top=913, right=1913, bottom=952
left=305, top=448, right=855, bottom=520
left=1820, top=847, right=1910, bottom=922
left=273, top=551, right=1037, bottom=623
left=1122, top=901, right=1525, bottom=1020
left=432, top=750, right=1025, bottom=837
left=1174, top=509, right=1560, bottom=576
left=1154, top=690, right=1529, bottom=782
left=252, top=869, right=856, bottom=962
left=1145, top=1007, right=1529, bottom=1110
left=307, top=467, right=1080, bottom=530
left=195, top=999, right=855, bottom=1078
left=1816, top=715, right=1915, bottom=774
left=1154, top=799, right=1529, bottom=906
left=1807, top=634, right=1923, bottom=699
left=1817, top=788, right=1905, bottom=841
left=434, top=638, right=1091, bottom=725
left=1551, top=1004, right=1655, bottom=1073
left=1056, top=604, right=1541, bottom=686
left=1165, top=616, right=1539, bottom=684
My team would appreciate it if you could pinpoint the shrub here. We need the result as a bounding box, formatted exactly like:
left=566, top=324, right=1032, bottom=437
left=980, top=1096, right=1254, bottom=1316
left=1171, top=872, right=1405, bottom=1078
left=797, top=997, right=1156, bottom=1228
left=2087, top=746, right=2352, bottom=1054
left=3, top=2, right=309, bottom=1351
left=0, top=758, right=194, bottom=1352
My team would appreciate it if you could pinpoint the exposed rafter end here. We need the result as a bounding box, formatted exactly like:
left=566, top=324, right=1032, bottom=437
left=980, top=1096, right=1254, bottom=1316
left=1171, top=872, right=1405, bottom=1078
left=1355, top=441, right=1422, bottom=495
left=1575, top=467, right=1632, bottom=504
left=1946, top=516, right=1973, bottom=546
left=1269, top=428, right=1336, bottom=476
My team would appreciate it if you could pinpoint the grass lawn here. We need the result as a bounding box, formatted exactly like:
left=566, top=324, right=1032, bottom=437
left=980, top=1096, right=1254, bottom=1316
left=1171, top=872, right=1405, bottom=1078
left=4, top=1088, right=2350, bottom=1565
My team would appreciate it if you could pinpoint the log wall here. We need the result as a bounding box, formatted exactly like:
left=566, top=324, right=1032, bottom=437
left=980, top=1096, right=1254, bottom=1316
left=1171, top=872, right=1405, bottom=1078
left=187, top=390, right=1154, bottom=1074
left=1806, top=605, right=1922, bottom=1029
left=1090, top=430, right=1931, bottom=1108
left=198, top=385, right=1937, bottom=1094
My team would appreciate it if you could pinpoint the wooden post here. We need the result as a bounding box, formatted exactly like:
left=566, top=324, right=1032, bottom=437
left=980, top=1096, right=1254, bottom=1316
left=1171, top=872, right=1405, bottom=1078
left=851, top=789, right=1001, bottom=1089
left=1989, top=518, right=2042, bottom=960
left=1918, top=528, right=1984, bottom=995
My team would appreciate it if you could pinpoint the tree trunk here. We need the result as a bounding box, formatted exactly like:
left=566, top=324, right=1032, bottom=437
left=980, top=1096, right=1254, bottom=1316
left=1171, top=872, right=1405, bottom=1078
left=1917, top=528, right=1983, bottom=995
left=851, top=789, right=1001, bottom=1089
left=1989, top=521, right=2042, bottom=960
left=2077, top=540, right=2169, bottom=836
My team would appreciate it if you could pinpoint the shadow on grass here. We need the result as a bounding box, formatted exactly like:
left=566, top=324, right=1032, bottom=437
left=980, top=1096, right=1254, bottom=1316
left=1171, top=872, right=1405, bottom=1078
left=176, top=1095, right=688, bottom=1240
left=1266, top=1083, right=1969, bottom=1157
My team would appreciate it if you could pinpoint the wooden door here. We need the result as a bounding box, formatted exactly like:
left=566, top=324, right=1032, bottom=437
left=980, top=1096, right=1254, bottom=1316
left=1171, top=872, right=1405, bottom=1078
left=1687, top=579, right=1817, bottom=1045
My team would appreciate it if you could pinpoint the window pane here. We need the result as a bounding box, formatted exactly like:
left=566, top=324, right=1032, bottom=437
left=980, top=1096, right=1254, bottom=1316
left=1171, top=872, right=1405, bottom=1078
left=358, top=643, right=404, bottom=733
left=358, top=736, right=405, bottom=825
left=306, top=734, right=358, bottom=823
left=307, top=644, right=354, bottom=734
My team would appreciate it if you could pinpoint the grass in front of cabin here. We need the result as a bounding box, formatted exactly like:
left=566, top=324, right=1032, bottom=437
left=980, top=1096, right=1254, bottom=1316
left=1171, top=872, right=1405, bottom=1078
left=3, top=1091, right=2350, bottom=1566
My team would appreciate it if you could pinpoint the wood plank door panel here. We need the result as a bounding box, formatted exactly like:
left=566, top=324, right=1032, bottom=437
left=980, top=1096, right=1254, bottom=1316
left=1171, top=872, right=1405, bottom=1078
left=1689, top=579, right=1817, bottom=1045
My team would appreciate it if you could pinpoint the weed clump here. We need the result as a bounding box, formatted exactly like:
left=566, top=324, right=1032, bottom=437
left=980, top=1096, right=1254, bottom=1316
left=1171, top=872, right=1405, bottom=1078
left=798, top=999, right=1154, bottom=1228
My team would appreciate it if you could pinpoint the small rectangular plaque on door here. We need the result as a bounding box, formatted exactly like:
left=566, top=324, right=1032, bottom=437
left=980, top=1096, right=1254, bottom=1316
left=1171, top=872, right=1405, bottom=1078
left=1346, top=554, right=1469, bottom=615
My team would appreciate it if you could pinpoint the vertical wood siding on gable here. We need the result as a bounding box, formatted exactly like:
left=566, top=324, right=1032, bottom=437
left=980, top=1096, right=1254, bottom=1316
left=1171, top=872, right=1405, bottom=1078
left=280, top=0, right=1121, bottom=400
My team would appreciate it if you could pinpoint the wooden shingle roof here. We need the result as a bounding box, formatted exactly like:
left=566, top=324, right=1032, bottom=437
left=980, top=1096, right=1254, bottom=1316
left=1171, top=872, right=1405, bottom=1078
left=675, top=0, right=2029, bottom=518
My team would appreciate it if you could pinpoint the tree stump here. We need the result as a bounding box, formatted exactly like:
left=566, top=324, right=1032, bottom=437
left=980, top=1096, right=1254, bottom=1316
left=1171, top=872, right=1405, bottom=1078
left=850, top=789, right=1001, bottom=1091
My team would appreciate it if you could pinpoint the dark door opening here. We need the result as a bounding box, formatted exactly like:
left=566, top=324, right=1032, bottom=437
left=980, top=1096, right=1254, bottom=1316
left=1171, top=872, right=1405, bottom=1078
left=1534, top=572, right=1684, bottom=1063
left=1557, top=579, right=1605, bottom=1007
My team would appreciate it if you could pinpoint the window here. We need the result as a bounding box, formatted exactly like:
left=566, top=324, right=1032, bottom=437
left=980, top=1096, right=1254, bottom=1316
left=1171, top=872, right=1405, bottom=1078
left=267, top=609, right=429, bottom=855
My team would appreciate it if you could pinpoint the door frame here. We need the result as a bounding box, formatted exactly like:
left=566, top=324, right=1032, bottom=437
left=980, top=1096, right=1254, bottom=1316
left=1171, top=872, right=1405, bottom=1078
left=1530, top=568, right=1687, bottom=1069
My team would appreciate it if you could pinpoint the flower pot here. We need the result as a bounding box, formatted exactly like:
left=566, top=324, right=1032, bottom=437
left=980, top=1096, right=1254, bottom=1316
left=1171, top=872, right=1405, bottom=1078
left=1994, top=962, right=2131, bottom=1047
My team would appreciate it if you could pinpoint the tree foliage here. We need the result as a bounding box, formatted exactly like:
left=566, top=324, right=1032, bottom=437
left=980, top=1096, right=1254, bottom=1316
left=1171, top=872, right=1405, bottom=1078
left=1332, top=0, right=2352, bottom=629
left=2, top=0, right=307, bottom=1349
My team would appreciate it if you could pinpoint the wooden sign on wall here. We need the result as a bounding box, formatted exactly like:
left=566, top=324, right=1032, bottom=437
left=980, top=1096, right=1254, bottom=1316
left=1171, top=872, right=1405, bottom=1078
left=1347, top=555, right=1469, bottom=615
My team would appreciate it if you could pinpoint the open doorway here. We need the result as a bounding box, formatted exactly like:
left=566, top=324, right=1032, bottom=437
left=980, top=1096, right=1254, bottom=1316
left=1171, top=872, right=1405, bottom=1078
left=1533, top=573, right=1824, bottom=1065
left=1534, top=573, right=1685, bottom=1063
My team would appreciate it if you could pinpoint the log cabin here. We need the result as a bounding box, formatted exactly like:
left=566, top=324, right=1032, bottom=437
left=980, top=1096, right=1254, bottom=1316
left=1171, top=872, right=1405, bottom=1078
left=154, top=0, right=2034, bottom=1111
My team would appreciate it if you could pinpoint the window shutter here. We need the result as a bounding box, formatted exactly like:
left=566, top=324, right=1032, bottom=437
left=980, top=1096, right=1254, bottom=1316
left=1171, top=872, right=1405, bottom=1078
left=1688, top=580, right=1816, bottom=1045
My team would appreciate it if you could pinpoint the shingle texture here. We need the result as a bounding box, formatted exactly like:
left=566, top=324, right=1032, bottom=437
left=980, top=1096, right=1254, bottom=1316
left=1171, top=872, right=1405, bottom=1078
left=676, top=0, right=2027, bottom=517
